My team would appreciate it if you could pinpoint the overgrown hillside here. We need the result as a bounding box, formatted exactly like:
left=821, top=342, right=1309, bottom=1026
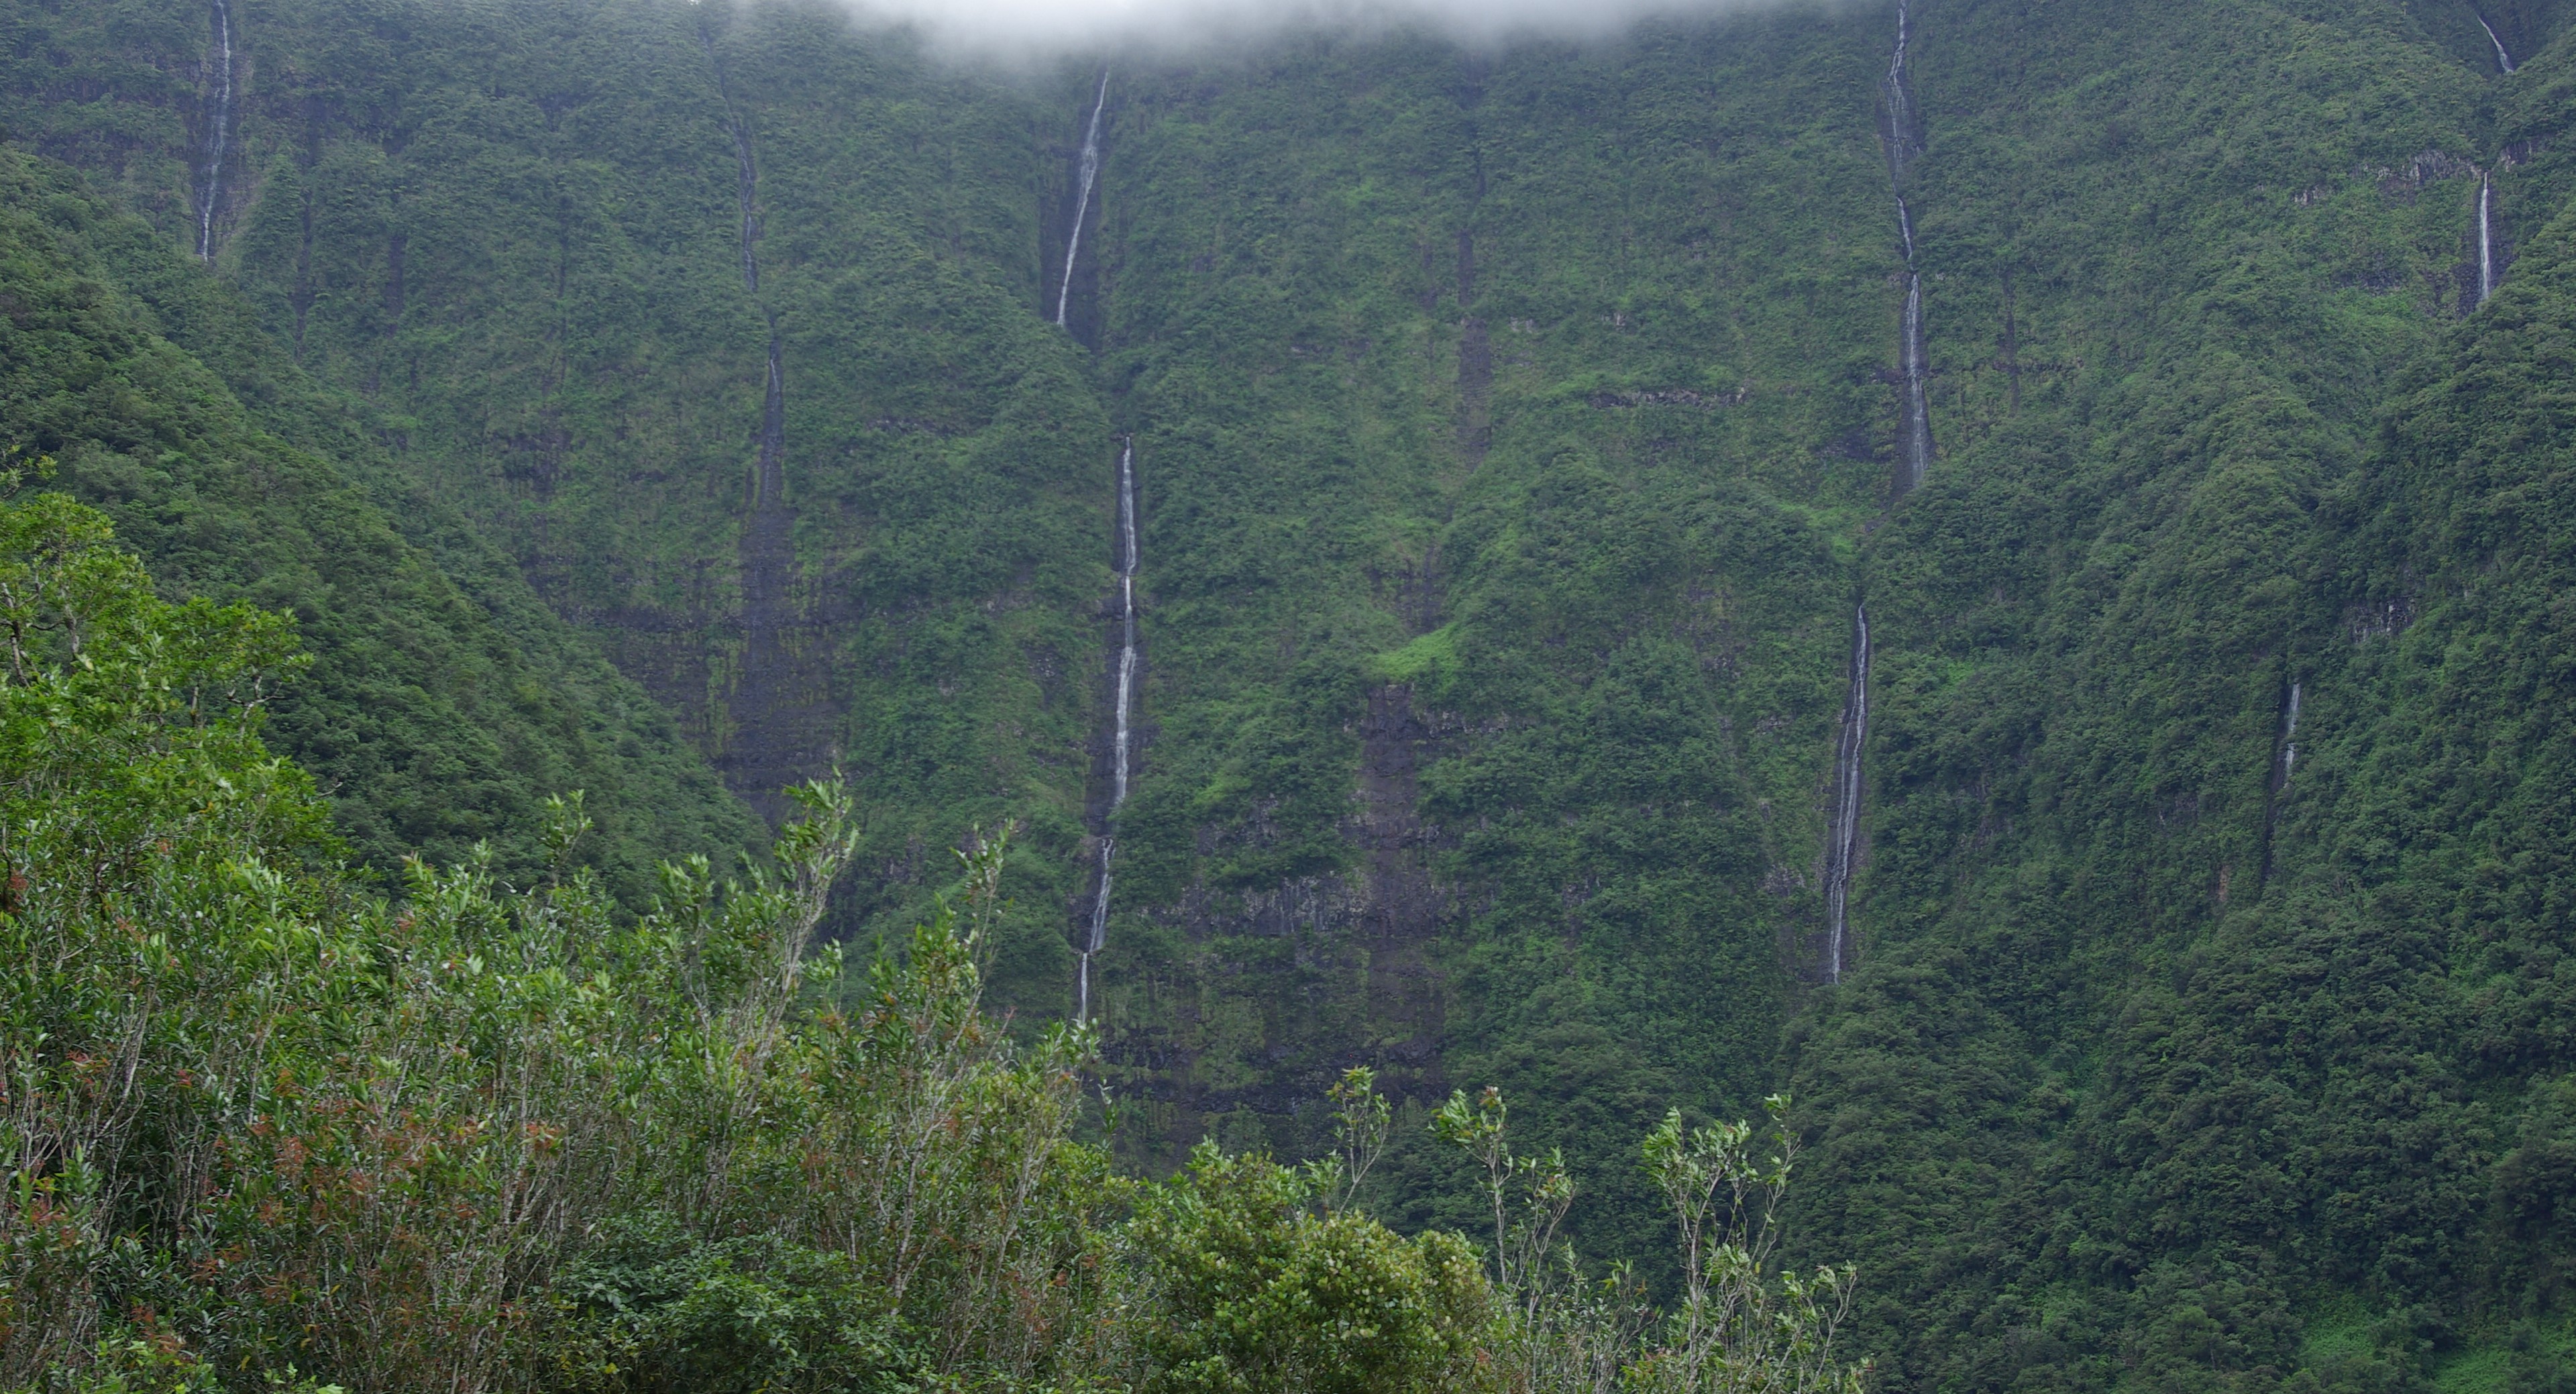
left=6, top=0, right=2576, bottom=1389
left=0, top=143, right=757, bottom=897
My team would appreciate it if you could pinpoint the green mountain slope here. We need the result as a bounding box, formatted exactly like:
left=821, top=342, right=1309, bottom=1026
left=9, top=0, right=2576, bottom=1389
left=0, top=144, right=758, bottom=897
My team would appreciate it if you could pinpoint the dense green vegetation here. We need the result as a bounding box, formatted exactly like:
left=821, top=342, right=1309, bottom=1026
left=0, top=141, right=757, bottom=900
left=0, top=486, right=1866, bottom=1389
left=5, top=0, right=2576, bottom=1389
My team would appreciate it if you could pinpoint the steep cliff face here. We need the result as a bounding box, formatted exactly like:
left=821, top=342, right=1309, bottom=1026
left=13, top=0, right=2576, bottom=1386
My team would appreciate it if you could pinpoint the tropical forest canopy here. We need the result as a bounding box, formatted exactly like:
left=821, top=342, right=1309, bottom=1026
left=2, top=0, right=2576, bottom=1388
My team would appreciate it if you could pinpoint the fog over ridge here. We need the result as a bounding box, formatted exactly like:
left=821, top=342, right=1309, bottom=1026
left=836, top=0, right=1828, bottom=58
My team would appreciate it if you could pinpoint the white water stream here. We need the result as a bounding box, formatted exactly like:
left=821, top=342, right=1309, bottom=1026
left=2479, top=172, right=2498, bottom=305
left=198, top=0, right=233, bottom=261
left=1824, top=608, right=1872, bottom=981
left=1056, top=72, right=1109, bottom=327
left=2276, top=681, right=2302, bottom=790
left=1900, top=262, right=1930, bottom=492
left=2474, top=9, right=2517, bottom=72
left=1079, top=439, right=1140, bottom=1020
left=1823, top=0, right=1932, bottom=982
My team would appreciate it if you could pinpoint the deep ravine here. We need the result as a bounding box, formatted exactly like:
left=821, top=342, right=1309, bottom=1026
left=1080, top=438, right=1141, bottom=1020
left=197, top=0, right=234, bottom=261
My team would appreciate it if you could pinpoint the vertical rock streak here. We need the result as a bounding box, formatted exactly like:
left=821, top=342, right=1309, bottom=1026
left=2474, top=9, right=2518, bottom=72
left=197, top=0, right=233, bottom=261
left=1057, top=71, right=1109, bottom=328
left=1824, top=0, right=1933, bottom=981
left=1080, top=439, right=1140, bottom=1020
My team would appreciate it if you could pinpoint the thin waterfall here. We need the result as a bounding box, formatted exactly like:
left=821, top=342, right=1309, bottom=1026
left=699, top=24, right=761, bottom=297
left=1885, top=0, right=1918, bottom=172
left=2260, top=679, right=2303, bottom=881
left=2274, top=681, right=2302, bottom=793
left=197, top=0, right=234, bottom=262
left=727, top=123, right=759, bottom=294
left=1079, top=438, right=1140, bottom=1020
left=698, top=21, right=826, bottom=818
left=1885, top=0, right=1932, bottom=492
left=1900, top=260, right=1930, bottom=492
left=1056, top=70, right=1109, bottom=328
left=2479, top=172, right=2498, bottom=305
left=2473, top=9, right=2517, bottom=72
left=1823, top=607, right=1872, bottom=982
left=1823, top=0, right=1931, bottom=982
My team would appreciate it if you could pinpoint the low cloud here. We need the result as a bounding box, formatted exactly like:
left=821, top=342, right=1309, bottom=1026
left=843, top=0, right=1812, bottom=58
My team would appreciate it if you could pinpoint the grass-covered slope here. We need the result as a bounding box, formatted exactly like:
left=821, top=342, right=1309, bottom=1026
left=0, top=144, right=758, bottom=897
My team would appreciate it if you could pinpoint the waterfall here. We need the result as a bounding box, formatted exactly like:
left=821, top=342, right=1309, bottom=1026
left=2479, top=172, right=2498, bottom=305
left=2275, top=681, right=2302, bottom=792
left=197, top=0, right=234, bottom=262
left=1901, top=267, right=1930, bottom=492
left=1884, top=0, right=1932, bottom=494
left=1823, top=608, right=1872, bottom=982
left=1079, top=438, right=1141, bottom=1020
left=1884, top=0, right=1918, bottom=172
left=1821, top=0, right=1930, bottom=981
left=703, top=29, right=760, bottom=294
left=1056, top=70, right=1109, bottom=329
left=2473, top=9, right=2518, bottom=73
left=727, top=121, right=759, bottom=294
left=696, top=21, right=830, bottom=818
left=2259, top=678, right=2304, bottom=881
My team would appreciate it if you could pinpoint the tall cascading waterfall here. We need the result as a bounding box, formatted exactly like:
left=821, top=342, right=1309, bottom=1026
left=2479, top=171, right=2498, bottom=305
left=1056, top=71, right=1109, bottom=328
left=1822, top=0, right=1933, bottom=983
left=2473, top=8, right=2518, bottom=72
left=196, top=0, right=234, bottom=261
left=1079, top=438, right=1141, bottom=1020
left=1888, top=2, right=1933, bottom=494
